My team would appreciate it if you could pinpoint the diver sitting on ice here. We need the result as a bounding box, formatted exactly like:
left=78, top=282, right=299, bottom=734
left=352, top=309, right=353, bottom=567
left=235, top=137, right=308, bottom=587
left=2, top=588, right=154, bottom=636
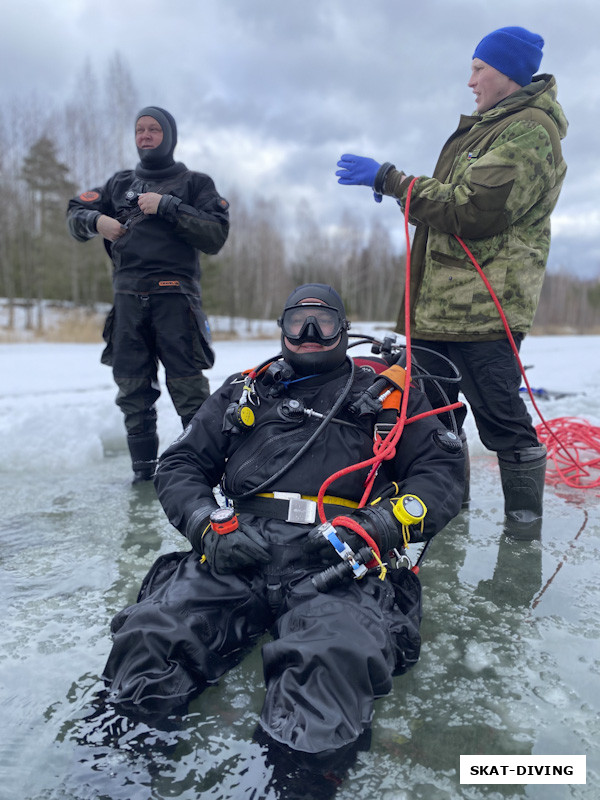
left=102, top=283, right=464, bottom=758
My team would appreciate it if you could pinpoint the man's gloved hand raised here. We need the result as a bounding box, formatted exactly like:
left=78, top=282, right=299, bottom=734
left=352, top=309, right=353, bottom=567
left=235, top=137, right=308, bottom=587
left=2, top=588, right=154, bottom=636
left=336, top=154, right=382, bottom=188
left=336, top=154, right=390, bottom=203
left=305, top=503, right=401, bottom=565
left=186, top=510, right=271, bottom=574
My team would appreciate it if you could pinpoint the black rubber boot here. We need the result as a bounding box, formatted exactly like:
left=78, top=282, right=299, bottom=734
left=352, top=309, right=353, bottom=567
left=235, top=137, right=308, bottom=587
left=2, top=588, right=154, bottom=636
left=498, top=445, right=546, bottom=539
left=127, top=432, right=159, bottom=484
left=460, top=430, right=470, bottom=508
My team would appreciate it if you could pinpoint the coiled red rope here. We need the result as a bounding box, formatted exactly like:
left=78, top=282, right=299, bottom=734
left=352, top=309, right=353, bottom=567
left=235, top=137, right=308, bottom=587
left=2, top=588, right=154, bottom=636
left=536, top=417, right=600, bottom=489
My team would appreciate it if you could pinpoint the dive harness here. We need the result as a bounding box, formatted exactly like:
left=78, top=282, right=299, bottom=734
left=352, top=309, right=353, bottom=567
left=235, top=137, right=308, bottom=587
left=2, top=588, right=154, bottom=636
left=219, top=340, right=440, bottom=589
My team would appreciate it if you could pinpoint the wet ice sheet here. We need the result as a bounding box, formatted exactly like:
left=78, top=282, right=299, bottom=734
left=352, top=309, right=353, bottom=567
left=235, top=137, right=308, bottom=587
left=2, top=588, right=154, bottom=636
left=1, top=333, right=599, bottom=798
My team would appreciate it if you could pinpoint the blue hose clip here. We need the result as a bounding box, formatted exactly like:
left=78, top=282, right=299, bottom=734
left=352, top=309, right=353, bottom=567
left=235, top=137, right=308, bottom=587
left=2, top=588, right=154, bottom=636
left=315, top=522, right=368, bottom=580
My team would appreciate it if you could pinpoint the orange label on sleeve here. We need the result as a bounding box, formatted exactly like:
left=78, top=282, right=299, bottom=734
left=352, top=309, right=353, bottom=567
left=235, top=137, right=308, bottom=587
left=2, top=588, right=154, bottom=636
left=79, top=191, right=100, bottom=202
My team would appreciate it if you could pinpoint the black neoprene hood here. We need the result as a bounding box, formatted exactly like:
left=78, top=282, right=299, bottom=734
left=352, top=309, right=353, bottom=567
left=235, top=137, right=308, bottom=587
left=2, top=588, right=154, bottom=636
left=282, top=283, right=346, bottom=316
left=135, top=106, right=178, bottom=169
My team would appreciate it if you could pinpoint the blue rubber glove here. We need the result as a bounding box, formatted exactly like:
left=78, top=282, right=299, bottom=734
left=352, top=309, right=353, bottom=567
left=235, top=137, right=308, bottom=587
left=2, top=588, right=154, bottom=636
left=336, top=154, right=381, bottom=188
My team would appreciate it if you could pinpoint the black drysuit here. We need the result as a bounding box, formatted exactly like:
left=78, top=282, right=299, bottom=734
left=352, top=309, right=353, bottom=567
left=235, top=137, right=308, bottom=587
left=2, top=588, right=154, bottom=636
left=67, top=162, right=229, bottom=435
left=103, top=356, right=464, bottom=754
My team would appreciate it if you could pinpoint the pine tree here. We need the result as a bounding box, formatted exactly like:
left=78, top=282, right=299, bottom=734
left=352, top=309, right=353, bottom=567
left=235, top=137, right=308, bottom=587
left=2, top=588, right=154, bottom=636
left=21, top=137, right=76, bottom=329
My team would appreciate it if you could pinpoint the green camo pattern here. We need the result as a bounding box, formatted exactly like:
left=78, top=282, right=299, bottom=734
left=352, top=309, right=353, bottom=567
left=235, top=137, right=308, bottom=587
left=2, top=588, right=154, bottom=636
left=388, top=75, right=568, bottom=340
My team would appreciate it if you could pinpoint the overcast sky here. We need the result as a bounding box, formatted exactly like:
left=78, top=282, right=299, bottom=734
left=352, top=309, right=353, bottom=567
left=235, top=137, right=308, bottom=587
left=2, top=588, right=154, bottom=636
left=3, top=0, right=599, bottom=277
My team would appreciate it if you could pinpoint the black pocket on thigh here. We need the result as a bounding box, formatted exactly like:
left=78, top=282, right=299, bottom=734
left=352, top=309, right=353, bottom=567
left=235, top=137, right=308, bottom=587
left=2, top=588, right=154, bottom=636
left=387, top=567, right=422, bottom=675
left=136, top=549, right=192, bottom=602
left=100, top=306, right=115, bottom=366
left=187, top=296, right=215, bottom=369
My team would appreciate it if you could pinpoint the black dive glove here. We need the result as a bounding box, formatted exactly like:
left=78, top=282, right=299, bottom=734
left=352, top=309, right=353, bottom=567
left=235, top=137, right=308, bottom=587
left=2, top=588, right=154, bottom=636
left=186, top=510, right=271, bottom=574
left=357, top=496, right=430, bottom=547
left=306, top=503, right=400, bottom=565
left=203, top=524, right=272, bottom=574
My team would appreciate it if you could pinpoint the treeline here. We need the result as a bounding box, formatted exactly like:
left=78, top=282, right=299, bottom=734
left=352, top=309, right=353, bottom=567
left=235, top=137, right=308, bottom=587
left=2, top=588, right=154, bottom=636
left=1, top=54, right=599, bottom=334
left=534, top=272, right=600, bottom=333
left=0, top=54, right=137, bottom=332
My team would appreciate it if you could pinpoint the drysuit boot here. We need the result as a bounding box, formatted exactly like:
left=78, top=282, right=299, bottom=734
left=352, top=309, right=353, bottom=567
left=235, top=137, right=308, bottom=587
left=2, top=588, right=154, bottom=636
left=127, top=432, right=159, bottom=484
left=498, top=445, right=546, bottom=540
left=460, top=430, right=470, bottom=508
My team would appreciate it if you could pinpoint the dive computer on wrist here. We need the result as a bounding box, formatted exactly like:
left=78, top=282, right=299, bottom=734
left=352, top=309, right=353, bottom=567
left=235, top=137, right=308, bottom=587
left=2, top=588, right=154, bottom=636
left=209, top=507, right=239, bottom=534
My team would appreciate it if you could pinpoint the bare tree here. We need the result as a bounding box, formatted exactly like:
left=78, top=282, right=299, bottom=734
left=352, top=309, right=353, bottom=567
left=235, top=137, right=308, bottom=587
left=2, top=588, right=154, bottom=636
left=64, top=60, right=106, bottom=189
left=534, top=269, right=600, bottom=332
left=0, top=111, right=16, bottom=328
left=104, top=51, right=139, bottom=172
left=205, top=192, right=288, bottom=327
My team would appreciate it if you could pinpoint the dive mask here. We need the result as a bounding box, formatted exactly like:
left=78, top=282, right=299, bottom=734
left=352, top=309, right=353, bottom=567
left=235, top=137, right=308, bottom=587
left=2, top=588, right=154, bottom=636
left=278, top=303, right=349, bottom=346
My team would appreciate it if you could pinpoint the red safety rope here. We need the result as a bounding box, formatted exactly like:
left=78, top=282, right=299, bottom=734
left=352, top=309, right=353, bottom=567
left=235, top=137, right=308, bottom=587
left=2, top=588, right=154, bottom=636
left=316, top=179, right=466, bottom=562
left=317, top=174, right=599, bottom=573
left=312, top=174, right=598, bottom=586
left=454, top=236, right=599, bottom=490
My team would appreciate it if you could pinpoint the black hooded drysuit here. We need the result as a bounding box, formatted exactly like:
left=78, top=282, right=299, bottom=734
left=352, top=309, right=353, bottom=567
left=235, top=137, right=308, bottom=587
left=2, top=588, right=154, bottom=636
left=67, top=107, right=229, bottom=472
left=103, top=340, right=464, bottom=754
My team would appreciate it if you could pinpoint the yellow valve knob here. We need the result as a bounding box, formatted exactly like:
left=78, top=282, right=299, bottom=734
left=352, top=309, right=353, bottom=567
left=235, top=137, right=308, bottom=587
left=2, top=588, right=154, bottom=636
left=237, top=405, right=255, bottom=428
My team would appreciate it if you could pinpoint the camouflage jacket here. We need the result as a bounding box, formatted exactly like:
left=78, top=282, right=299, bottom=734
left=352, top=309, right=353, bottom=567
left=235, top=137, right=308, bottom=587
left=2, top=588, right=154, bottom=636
left=384, top=75, right=568, bottom=340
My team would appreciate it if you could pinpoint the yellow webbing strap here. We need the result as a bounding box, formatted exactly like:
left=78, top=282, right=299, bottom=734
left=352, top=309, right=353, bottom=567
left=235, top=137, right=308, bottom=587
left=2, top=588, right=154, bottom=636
left=257, top=492, right=359, bottom=509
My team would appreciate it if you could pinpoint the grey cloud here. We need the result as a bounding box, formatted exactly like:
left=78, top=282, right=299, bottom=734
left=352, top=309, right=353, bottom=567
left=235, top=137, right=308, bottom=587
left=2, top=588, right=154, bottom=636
left=1, top=0, right=598, bottom=276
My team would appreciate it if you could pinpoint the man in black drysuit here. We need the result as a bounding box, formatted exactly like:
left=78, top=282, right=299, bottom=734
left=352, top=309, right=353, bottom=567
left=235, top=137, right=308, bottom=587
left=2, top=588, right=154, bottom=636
left=102, top=283, right=464, bottom=770
left=67, top=106, right=229, bottom=482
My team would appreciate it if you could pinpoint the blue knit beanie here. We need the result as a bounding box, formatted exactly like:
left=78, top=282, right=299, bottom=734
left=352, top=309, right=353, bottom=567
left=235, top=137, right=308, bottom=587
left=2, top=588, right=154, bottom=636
left=473, top=26, right=544, bottom=86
